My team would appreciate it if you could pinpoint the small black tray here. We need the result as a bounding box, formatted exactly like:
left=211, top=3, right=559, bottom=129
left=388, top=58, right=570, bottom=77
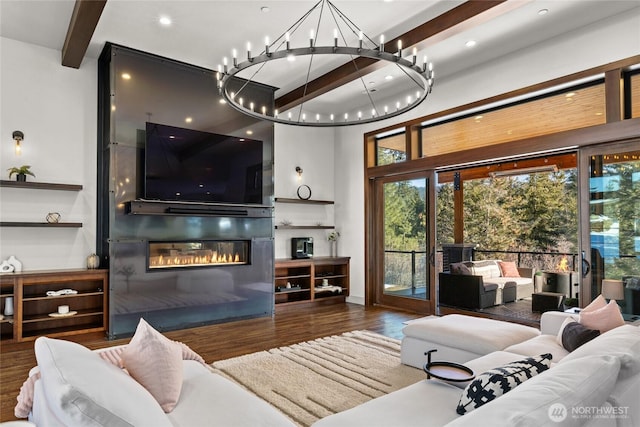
left=423, top=349, right=475, bottom=382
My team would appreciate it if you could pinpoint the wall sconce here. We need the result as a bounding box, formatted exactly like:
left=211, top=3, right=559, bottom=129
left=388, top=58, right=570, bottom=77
left=12, top=130, right=24, bottom=155
left=295, top=166, right=303, bottom=182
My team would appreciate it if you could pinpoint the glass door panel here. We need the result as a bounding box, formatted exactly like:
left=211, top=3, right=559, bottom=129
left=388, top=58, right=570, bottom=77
left=372, top=172, right=434, bottom=314
left=584, top=145, right=640, bottom=321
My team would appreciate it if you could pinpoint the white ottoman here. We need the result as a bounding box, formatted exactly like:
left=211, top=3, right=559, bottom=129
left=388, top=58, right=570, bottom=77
left=401, top=314, right=540, bottom=368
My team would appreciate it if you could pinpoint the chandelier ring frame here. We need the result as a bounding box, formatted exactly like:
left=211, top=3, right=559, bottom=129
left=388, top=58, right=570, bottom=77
left=219, top=46, right=434, bottom=127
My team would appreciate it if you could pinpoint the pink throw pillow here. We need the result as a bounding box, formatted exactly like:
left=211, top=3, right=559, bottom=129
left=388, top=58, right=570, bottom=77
left=582, top=294, right=607, bottom=313
left=498, top=261, right=520, bottom=278
left=579, top=300, right=625, bottom=333
left=121, top=319, right=183, bottom=412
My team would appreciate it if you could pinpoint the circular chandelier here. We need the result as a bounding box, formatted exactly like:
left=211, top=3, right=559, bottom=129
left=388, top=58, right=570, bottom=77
left=217, top=0, right=435, bottom=127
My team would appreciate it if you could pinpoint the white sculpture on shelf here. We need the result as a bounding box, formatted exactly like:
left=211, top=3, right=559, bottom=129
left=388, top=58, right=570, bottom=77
left=7, top=255, right=22, bottom=272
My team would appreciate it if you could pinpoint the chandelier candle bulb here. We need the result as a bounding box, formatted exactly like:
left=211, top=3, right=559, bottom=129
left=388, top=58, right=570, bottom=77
left=379, top=35, right=384, bottom=52
left=232, top=49, right=237, bottom=67
left=223, top=57, right=228, bottom=73
left=262, top=106, right=266, bottom=115
left=358, top=111, right=362, bottom=120
left=330, top=113, right=334, bottom=121
left=285, top=32, right=290, bottom=50
left=397, top=40, right=402, bottom=57
left=384, top=105, right=388, bottom=114
left=265, top=36, right=270, bottom=55
left=334, top=29, right=338, bottom=48
left=310, top=29, right=314, bottom=47
left=249, top=102, right=254, bottom=111
left=359, top=31, right=363, bottom=49
left=247, top=42, right=251, bottom=61
left=412, top=47, right=417, bottom=65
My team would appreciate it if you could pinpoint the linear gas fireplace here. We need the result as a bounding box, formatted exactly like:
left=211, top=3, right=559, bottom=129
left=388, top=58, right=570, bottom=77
left=148, top=240, right=250, bottom=270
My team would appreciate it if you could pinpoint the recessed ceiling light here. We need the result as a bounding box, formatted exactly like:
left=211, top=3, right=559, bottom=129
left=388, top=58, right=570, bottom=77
left=246, top=130, right=253, bottom=135
left=465, top=40, right=477, bottom=48
left=385, top=75, right=393, bottom=80
left=219, top=98, right=226, bottom=104
left=538, top=9, right=549, bottom=16
left=287, top=54, right=295, bottom=62
left=121, top=73, right=131, bottom=80
left=185, top=117, right=193, bottom=123
left=261, top=6, right=270, bottom=13
left=159, top=15, right=172, bottom=26
left=565, top=92, right=576, bottom=98
left=169, top=135, right=175, bottom=139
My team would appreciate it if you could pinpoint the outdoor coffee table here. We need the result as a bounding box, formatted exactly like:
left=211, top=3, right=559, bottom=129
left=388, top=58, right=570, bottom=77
left=423, top=349, right=475, bottom=382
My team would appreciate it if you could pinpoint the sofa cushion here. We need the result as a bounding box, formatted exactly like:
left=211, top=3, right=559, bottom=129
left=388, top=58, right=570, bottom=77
left=579, top=300, right=625, bottom=333
left=168, top=360, right=297, bottom=427
left=446, top=354, right=621, bottom=427
left=560, top=324, right=640, bottom=377
left=582, top=294, right=607, bottom=312
left=121, top=318, right=184, bottom=413
left=34, top=337, right=171, bottom=427
left=498, top=261, right=520, bottom=278
left=469, top=261, right=502, bottom=279
left=312, top=379, right=463, bottom=427
left=504, top=334, right=569, bottom=362
left=456, top=353, right=552, bottom=415
left=561, top=321, right=600, bottom=352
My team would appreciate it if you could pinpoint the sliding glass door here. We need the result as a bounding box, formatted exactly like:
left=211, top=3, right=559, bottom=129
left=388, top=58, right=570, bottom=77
left=372, top=171, right=435, bottom=313
left=580, top=142, right=640, bottom=320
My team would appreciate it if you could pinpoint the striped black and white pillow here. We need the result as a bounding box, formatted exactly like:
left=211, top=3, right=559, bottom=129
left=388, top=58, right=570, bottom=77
left=456, top=353, right=552, bottom=415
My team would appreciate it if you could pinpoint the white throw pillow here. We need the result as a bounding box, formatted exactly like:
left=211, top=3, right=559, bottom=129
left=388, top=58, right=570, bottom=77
left=34, top=337, right=171, bottom=427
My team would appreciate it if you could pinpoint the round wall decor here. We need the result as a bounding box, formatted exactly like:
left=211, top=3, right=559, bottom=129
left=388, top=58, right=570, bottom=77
left=297, top=185, right=312, bottom=200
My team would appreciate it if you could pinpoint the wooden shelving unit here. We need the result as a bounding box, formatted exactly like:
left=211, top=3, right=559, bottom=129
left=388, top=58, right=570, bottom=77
left=0, top=269, right=108, bottom=343
left=274, top=257, right=349, bottom=308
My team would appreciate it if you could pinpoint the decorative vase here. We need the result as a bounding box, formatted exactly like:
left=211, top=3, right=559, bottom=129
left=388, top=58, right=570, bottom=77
left=87, top=253, right=100, bottom=269
left=4, top=297, right=14, bottom=316
left=330, top=241, right=338, bottom=257
left=0, top=261, right=14, bottom=273
left=7, top=255, right=22, bottom=273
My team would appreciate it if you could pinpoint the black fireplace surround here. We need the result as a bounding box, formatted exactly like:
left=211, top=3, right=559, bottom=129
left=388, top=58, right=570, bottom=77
left=97, top=44, right=276, bottom=338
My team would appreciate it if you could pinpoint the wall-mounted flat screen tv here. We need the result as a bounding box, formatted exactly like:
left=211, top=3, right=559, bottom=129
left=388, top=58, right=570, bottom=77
left=144, top=122, right=263, bottom=204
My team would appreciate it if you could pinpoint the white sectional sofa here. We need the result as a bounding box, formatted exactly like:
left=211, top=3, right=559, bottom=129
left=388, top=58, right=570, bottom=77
left=313, top=312, right=640, bottom=427
left=23, top=329, right=297, bottom=427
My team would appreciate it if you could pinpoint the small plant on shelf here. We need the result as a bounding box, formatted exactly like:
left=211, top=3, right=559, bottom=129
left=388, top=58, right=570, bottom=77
left=327, top=231, right=340, bottom=241
left=7, top=165, right=35, bottom=182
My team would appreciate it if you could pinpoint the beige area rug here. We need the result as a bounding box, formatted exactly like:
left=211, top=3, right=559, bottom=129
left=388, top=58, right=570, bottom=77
left=210, top=330, right=425, bottom=427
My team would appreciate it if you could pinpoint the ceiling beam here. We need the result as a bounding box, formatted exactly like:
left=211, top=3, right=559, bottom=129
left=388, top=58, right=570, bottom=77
left=275, top=0, right=530, bottom=112
left=61, top=0, right=107, bottom=68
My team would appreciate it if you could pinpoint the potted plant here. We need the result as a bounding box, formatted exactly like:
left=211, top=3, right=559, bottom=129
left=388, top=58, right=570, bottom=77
left=7, top=165, right=35, bottom=182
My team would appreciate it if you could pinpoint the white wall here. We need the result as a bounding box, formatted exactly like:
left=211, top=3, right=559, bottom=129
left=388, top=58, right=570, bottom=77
left=0, top=37, right=98, bottom=270
left=273, top=125, right=336, bottom=259
left=333, top=8, right=640, bottom=304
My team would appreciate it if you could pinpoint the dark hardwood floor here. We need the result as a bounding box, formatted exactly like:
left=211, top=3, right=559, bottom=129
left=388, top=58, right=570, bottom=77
left=0, top=303, right=422, bottom=422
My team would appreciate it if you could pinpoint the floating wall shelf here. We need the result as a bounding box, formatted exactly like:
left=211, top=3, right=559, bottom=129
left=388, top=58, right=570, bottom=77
left=0, top=180, right=83, bottom=191
left=0, top=222, right=82, bottom=228
left=275, top=198, right=334, bottom=205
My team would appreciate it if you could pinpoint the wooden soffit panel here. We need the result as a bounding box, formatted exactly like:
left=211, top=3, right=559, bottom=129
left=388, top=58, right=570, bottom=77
left=61, top=0, right=107, bottom=68
left=275, top=0, right=527, bottom=112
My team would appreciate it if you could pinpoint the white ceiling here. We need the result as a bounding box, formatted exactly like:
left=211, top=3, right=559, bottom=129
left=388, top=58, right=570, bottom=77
left=1, top=0, right=638, bottom=119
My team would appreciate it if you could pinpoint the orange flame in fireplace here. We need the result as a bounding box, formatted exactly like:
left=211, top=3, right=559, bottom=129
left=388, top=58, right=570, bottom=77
left=556, top=256, right=569, bottom=272
left=150, top=252, right=244, bottom=269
